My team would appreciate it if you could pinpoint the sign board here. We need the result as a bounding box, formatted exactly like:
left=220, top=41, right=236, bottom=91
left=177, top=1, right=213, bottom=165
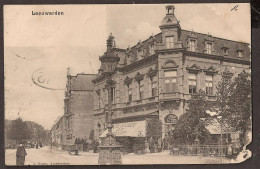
left=100, top=120, right=146, bottom=137
left=164, top=114, right=178, bottom=124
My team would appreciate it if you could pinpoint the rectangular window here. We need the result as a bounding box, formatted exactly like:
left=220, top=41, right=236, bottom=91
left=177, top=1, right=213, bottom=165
left=139, top=85, right=144, bottom=99
left=164, top=70, right=177, bottom=93
left=189, top=74, right=197, bottom=94
left=98, top=98, right=101, bottom=108
left=137, top=80, right=144, bottom=100
left=137, top=49, right=143, bottom=59
left=149, top=44, right=155, bottom=55
left=237, top=50, right=243, bottom=57
left=189, top=40, right=196, bottom=52
left=205, top=43, right=212, bottom=54
left=222, top=48, right=229, bottom=55
left=206, top=75, right=213, bottom=95
left=128, top=88, right=132, bottom=102
left=111, top=87, right=115, bottom=103
left=151, top=77, right=157, bottom=97
left=166, top=36, right=174, bottom=48
left=165, top=79, right=177, bottom=93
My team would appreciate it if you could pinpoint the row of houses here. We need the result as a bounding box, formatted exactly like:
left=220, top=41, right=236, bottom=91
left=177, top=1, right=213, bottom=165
left=51, top=5, right=250, bottom=150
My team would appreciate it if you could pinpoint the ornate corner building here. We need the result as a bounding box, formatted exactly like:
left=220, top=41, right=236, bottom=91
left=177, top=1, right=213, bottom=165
left=92, top=5, right=250, bottom=140
left=51, top=69, right=95, bottom=150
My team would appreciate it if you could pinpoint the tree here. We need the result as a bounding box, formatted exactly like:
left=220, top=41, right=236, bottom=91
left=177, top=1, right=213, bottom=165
left=172, top=90, right=211, bottom=144
left=146, top=118, right=162, bottom=138
left=228, top=70, right=251, bottom=146
left=214, top=68, right=234, bottom=118
left=214, top=69, right=251, bottom=148
left=6, top=118, right=32, bottom=144
left=34, top=124, right=47, bottom=141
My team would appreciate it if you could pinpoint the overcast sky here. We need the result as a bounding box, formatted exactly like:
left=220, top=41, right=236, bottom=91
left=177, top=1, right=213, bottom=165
left=4, top=4, right=250, bottom=129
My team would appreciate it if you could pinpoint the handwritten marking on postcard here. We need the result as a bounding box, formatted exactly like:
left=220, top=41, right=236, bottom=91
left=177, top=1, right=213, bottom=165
left=231, top=5, right=239, bottom=11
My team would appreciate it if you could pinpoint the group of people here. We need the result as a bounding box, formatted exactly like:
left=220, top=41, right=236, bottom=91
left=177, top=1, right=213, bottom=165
left=145, top=135, right=171, bottom=153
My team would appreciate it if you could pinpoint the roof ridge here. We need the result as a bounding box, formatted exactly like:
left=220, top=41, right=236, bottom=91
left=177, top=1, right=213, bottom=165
left=182, top=29, right=250, bottom=45
left=129, top=32, right=162, bottom=50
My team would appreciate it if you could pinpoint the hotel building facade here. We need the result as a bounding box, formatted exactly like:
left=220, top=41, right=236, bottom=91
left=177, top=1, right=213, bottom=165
left=92, top=5, right=250, bottom=141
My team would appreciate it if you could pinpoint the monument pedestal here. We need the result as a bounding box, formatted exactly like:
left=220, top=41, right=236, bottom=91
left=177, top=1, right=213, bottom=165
left=98, top=135, right=122, bottom=165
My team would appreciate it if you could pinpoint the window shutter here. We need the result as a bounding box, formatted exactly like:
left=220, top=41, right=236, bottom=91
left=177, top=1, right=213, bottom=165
left=172, top=82, right=176, bottom=92
left=165, top=82, right=170, bottom=93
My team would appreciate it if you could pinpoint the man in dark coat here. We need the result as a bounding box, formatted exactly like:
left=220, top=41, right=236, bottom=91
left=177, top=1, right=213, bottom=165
left=16, top=144, right=27, bottom=165
left=148, top=137, right=154, bottom=153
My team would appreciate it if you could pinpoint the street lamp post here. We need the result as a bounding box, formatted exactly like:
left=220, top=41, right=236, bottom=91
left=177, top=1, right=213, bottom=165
left=97, top=33, right=122, bottom=165
left=217, top=115, right=223, bottom=163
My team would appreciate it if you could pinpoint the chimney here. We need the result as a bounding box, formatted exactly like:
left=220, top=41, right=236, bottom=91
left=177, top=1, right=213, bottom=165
left=107, top=33, right=114, bottom=52
left=166, top=5, right=175, bottom=15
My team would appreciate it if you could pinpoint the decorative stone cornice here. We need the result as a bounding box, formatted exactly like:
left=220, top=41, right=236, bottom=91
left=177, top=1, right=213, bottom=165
left=134, top=72, right=145, bottom=81
left=155, top=47, right=185, bottom=53
left=161, top=60, right=179, bottom=69
left=124, top=76, right=133, bottom=85
left=92, top=74, right=106, bottom=84
left=204, top=33, right=214, bottom=42
left=105, top=79, right=116, bottom=89
left=122, top=54, right=158, bottom=74
left=222, top=67, right=234, bottom=77
left=148, top=35, right=156, bottom=44
left=136, top=40, right=144, bottom=49
left=187, top=30, right=198, bottom=39
left=146, top=67, right=158, bottom=77
left=222, top=41, right=230, bottom=48
left=223, top=57, right=250, bottom=65
left=186, top=64, right=201, bottom=74
left=183, top=51, right=223, bottom=61
left=203, top=66, right=218, bottom=75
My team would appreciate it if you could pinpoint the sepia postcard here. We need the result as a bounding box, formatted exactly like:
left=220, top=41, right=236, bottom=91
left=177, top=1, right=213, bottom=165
left=4, top=4, right=252, bottom=165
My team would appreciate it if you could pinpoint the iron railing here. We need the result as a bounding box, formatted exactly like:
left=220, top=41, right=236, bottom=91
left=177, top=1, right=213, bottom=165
left=170, top=144, right=228, bottom=157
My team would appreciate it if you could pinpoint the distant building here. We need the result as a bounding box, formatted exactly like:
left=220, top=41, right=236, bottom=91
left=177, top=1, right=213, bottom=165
left=92, top=5, right=250, bottom=142
left=51, top=116, right=65, bottom=148
left=51, top=70, right=95, bottom=150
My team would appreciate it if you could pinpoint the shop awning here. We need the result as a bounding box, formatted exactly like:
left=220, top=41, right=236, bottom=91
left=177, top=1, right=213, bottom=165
left=202, top=118, right=236, bottom=135
left=99, top=120, right=146, bottom=137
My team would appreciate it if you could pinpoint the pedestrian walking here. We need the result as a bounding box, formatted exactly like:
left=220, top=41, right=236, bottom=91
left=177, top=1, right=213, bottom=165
left=148, top=137, right=154, bottom=153
left=163, top=134, right=169, bottom=150
left=227, top=143, right=233, bottom=156
left=144, top=140, right=150, bottom=153
left=16, top=144, right=27, bottom=165
left=158, top=137, right=162, bottom=152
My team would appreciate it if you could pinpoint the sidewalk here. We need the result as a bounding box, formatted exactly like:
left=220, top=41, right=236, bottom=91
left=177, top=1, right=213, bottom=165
left=49, top=148, right=232, bottom=164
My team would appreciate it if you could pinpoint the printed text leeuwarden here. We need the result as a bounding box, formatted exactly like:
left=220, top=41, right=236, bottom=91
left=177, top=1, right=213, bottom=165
left=32, top=11, right=64, bottom=16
